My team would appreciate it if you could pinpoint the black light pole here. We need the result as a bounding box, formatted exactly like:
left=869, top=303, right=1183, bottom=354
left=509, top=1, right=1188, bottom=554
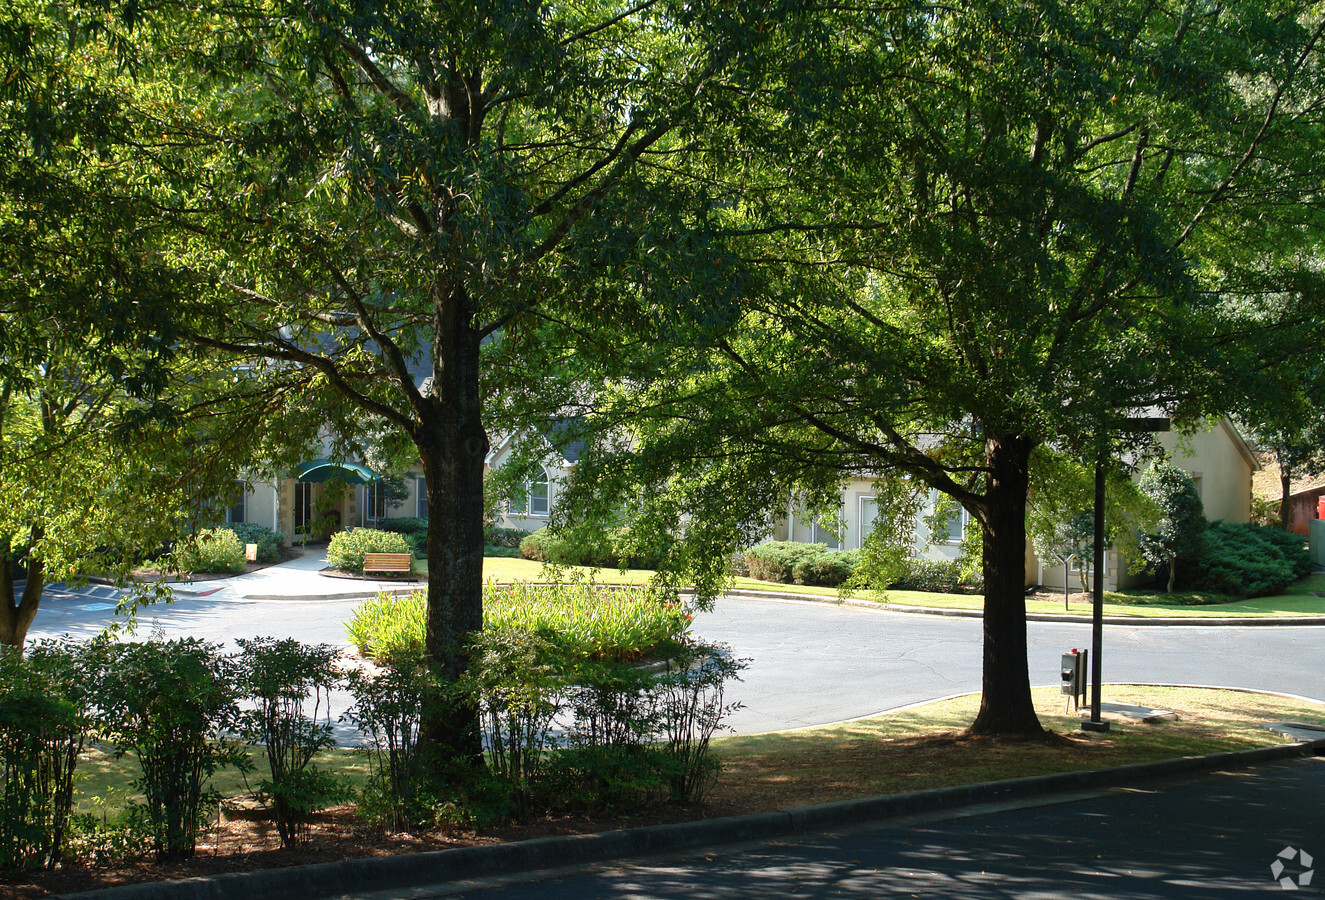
left=1081, top=417, right=1169, bottom=734
left=1081, top=453, right=1110, bottom=732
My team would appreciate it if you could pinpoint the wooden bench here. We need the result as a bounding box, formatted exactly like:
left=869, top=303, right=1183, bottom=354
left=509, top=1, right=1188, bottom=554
left=363, top=552, right=413, bottom=577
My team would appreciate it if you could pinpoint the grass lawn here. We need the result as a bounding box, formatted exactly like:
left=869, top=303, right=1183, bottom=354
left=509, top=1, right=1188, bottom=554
left=452, top=557, right=1325, bottom=619
left=708, top=685, right=1325, bottom=809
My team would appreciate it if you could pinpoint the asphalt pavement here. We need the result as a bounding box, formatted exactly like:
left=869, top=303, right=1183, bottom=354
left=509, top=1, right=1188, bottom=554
left=40, top=554, right=1325, bottom=900
left=393, top=756, right=1324, bottom=900
left=23, top=550, right=1325, bottom=737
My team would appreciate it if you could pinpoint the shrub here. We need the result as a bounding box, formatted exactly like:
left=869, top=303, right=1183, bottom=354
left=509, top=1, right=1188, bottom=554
left=651, top=644, right=745, bottom=804
left=1249, top=494, right=1281, bottom=528
left=376, top=518, right=429, bottom=558
left=176, top=527, right=246, bottom=575
left=344, top=659, right=433, bottom=832
left=485, top=582, right=691, bottom=666
left=518, top=528, right=564, bottom=562
left=744, top=541, right=830, bottom=583
left=0, top=641, right=94, bottom=874
left=327, top=528, right=413, bottom=573
left=793, top=549, right=861, bottom=587
left=96, top=639, right=248, bottom=862
left=234, top=638, right=348, bottom=848
left=518, top=526, right=662, bottom=569
left=890, top=557, right=985, bottom=595
left=1137, top=460, right=1207, bottom=592
left=463, top=629, right=562, bottom=821
left=345, top=592, right=427, bottom=665
left=1186, top=521, right=1311, bottom=598
left=744, top=542, right=860, bottom=586
left=221, top=523, right=284, bottom=564
left=485, top=526, right=529, bottom=549
left=346, top=584, right=691, bottom=669
left=545, top=644, right=746, bottom=810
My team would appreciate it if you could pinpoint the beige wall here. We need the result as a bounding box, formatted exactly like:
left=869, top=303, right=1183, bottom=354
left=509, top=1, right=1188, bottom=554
left=486, top=439, right=571, bottom=532
left=1156, top=420, right=1254, bottom=525
left=786, top=477, right=968, bottom=562
left=1031, top=419, right=1256, bottom=590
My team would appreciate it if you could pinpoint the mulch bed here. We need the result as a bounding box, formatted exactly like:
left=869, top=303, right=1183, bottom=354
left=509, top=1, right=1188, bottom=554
left=3, top=801, right=735, bottom=899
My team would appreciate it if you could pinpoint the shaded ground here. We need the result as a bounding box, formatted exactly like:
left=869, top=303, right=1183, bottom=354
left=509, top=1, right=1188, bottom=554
left=6, top=686, right=1320, bottom=899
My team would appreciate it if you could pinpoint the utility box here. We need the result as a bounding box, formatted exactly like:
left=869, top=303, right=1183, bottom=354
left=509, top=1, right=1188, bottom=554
left=1061, top=649, right=1087, bottom=711
left=1311, top=519, right=1325, bottom=568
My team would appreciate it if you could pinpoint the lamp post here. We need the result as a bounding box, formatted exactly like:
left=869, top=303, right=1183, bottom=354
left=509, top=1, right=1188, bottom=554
left=1081, top=416, right=1169, bottom=733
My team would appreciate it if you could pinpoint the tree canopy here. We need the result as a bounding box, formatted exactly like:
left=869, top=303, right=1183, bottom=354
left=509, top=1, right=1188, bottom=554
left=78, top=0, right=814, bottom=754
left=555, top=0, right=1325, bottom=735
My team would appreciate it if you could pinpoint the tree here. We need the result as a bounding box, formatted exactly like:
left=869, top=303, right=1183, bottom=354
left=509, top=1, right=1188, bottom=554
left=1242, top=368, right=1325, bottom=530
left=114, top=0, right=803, bottom=760
left=1136, top=459, right=1207, bottom=592
left=1027, top=448, right=1157, bottom=606
left=0, top=1, right=277, bottom=648
left=554, top=0, right=1325, bottom=736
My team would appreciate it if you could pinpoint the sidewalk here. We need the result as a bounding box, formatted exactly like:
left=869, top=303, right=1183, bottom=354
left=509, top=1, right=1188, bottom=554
left=168, top=548, right=422, bottom=602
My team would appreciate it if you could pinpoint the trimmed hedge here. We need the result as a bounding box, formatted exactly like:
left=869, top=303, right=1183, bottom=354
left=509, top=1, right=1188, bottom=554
left=744, top=541, right=827, bottom=584
left=485, top=526, right=530, bottom=549
left=744, top=542, right=863, bottom=587
left=220, top=523, right=284, bottom=564
left=891, top=557, right=984, bottom=595
left=326, top=529, right=413, bottom=574
left=1185, top=521, right=1311, bottom=598
left=744, top=541, right=982, bottom=593
left=374, top=517, right=428, bottom=558
left=177, top=528, right=246, bottom=574
left=518, top=526, right=661, bottom=570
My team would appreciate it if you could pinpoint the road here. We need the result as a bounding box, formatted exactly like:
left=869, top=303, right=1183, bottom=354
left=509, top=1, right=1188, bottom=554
left=24, top=580, right=1325, bottom=735
left=397, top=756, right=1324, bottom=899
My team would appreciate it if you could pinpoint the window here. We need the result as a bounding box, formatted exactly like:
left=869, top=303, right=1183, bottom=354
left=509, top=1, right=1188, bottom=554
left=527, top=469, right=549, bottom=517
left=416, top=477, right=428, bottom=519
left=859, top=497, right=880, bottom=550
left=934, top=498, right=965, bottom=544
left=225, top=482, right=246, bottom=524
left=810, top=520, right=842, bottom=551
left=364, top=482, right=388, bottom=521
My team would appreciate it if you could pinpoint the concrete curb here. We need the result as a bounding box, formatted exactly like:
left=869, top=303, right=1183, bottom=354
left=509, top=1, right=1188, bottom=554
left=714, top=588, right=1325, bottom=626
left=63, top=739, right=1325, bottom=900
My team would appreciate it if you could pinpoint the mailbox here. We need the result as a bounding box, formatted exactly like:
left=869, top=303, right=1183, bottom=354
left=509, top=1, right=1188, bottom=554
left=1061, top=648, right=1087, bottom=711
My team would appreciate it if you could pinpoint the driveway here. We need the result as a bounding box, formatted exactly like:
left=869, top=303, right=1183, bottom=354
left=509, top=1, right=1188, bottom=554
left=23, top=552, right=1325, bottom=736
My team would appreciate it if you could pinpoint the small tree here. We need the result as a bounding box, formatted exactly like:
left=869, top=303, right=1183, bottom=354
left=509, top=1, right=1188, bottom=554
left=235, top=639, right=347, bottom=849
left=1032, top=512, right=1096, bottom=610
left=1137, top=461, right=1207, bottom=592
left=96, top=640, right=248, bottom=862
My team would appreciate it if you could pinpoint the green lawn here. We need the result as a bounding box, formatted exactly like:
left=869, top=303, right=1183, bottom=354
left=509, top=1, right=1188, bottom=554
left=709, top=685, right=1325, bottom=807
left=451, top=557, right=1325, bottom=619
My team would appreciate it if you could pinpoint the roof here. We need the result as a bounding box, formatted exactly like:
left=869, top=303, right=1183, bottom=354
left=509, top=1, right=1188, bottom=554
left=1252, top=461, right=1325, bottom=500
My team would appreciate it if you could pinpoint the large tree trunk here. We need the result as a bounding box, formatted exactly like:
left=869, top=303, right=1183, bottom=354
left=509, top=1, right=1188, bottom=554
left=415, top=284, right=489, bottom=766
left=0, top=549, right=45, bottom=650
left=967, top=435, right=1044, bottom=737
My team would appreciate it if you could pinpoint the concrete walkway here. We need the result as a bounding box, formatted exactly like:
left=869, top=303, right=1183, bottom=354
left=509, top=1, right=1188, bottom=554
left=165, top=547, right=421, bottom=602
